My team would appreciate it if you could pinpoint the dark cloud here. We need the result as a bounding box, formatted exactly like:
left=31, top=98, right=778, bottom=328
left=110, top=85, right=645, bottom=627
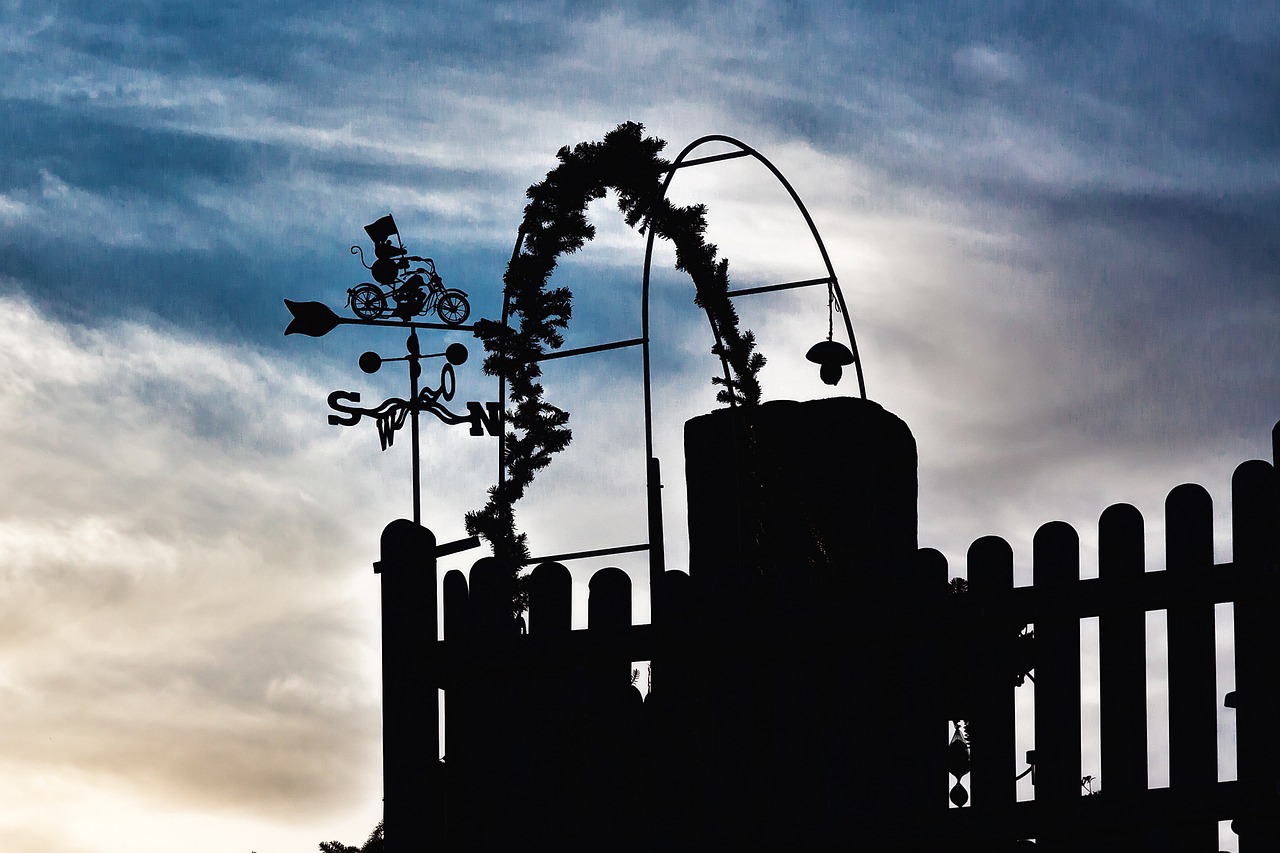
left=24, top=0, right=575, bottom=86
left=0, top=98, right=277, bottom=196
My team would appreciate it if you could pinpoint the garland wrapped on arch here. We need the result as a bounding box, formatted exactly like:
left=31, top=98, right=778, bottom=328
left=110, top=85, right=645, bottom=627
left=466, top=122, right=764, bottom=605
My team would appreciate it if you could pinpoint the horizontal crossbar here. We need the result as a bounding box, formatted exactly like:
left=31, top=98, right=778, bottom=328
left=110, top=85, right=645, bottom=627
left=533, top=337, right=645, bottom=362
left=522, top=542, right=650, bottom=566
left=726, top=276, right=832, bottom=298
left=663, top=150, right=752, bottom=171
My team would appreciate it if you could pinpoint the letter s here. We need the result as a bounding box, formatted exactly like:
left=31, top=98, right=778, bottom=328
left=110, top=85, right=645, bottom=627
left=327, top=390, right=363, bottom=426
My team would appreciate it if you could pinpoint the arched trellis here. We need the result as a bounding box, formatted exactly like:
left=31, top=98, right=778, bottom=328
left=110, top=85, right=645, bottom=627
left=481, top=127, right=865, bottom=603
left=636, top=134, right=866, bottom=595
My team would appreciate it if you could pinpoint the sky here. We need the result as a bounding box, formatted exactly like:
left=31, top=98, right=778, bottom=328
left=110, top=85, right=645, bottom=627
left=1, top=1, right=1278, bottom=850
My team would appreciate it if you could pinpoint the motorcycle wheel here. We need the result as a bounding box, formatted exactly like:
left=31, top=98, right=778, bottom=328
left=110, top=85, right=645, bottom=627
left=436, top=290, right=470, bottom=325
left=349, top=283, right=387, bottom=319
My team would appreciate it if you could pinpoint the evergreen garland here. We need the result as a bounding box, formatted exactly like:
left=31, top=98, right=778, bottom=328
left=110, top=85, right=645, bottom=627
left=466, top=122, right=764, bottom=601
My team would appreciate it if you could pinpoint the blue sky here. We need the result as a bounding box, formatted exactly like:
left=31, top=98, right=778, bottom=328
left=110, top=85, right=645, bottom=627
left=1, top=1, right=1277, bottom=850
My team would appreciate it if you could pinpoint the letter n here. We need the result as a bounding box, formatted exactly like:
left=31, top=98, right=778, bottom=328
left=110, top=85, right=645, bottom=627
left=466, top=401, right=502, bottom=437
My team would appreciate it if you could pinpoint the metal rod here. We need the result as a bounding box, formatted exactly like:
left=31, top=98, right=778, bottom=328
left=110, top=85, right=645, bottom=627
left=339, top=317, right=479, bottom=333
left=667, top=134, right=868, bottom=400
left=435, top=535, right=480, bottom=557
left=725, top=276, right=832, bottom=298
left=408, top=330, right=421, bottom=525
left=662, top=150, right=752, bottom=171
left=533, top=337, right=645, bottom=362
left=521, top=542, right=650, bottom=566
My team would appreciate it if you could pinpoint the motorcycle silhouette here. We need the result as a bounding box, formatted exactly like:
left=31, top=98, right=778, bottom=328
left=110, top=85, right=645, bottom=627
left=348, top=215, right=471, bottom=326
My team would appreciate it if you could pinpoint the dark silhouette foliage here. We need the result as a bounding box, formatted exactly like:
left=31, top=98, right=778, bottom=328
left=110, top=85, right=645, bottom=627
left=319, top=820, right=383, bottom=853
left=467, top=121, right=763, bottom=599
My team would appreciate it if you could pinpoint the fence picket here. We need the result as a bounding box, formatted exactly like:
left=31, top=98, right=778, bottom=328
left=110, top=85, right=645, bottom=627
left=526, top=562, right=575, bottom=849
left=897, top=548, right=949, bottom=852
left=649, top=569, right=695, bottom=850
left=1097, top=502, right=1148, bottom=851
left=967, top=535, right=1018, bottom=847
left=442, top=568, right=469, bottom=851
left=1231, top=460, right=1280, bottom=851
left=1166, top=484, right=1219, bottom=852
left=1033, top=521, right=1083, bottom=851
left=584, top=567, right=642, bottom=851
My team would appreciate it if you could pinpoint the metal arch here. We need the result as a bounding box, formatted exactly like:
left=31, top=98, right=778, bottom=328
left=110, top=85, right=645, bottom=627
left=494, top=135, right=866, bottom=603
left=640, top=134, right=867, bottom=461
left=640, top=134, right=868, bottom=605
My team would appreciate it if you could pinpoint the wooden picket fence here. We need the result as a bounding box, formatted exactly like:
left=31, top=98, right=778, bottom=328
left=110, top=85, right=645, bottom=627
left=377, top=422, right=1280, bottom=852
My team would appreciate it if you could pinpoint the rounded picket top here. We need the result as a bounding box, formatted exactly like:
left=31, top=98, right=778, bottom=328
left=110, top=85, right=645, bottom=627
left=656, top=568, right=693, bottom=629
left=913, top=547, right=949, bottom=590
left=469, top=556, right=515, bottom=638
left=1099, top=502, right=1144, bottom=582
left=1033, top=520, right=1080, bottom=585
left=1166, top=483, right=1214, bottom=571
left=1100, top=501, right=1143, bottom=536
left=528, top=561, right=572, bottom=636
left=968, top=535, right=1013, bottom=592
left=1232, top=459, right=1278, bottom=568
left=588, top=566, right=632, bottom=632
left=379, top=518, right=436, bottom=568
left=1167, top=482, right=1211, bottom=514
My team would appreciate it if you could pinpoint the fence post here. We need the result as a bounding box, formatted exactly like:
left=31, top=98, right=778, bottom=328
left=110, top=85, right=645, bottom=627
left=377, top=519, right=440, bottom=853
left=1033, top=520, right=1082, bottom=851
left=1231, top=458, right=1280, bottom=851
left=1165, top=484, right=1219, bottom=852
left=1097, top=502, right=1148, bottom=851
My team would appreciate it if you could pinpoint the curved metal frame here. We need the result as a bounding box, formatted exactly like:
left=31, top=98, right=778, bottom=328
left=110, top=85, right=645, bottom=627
left=496, top=135, right=866, bottom=600
left=640, top=134, right=866, bottom=461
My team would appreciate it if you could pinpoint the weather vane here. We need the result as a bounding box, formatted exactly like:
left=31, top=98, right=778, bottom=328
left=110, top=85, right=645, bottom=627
left=347, top=215, right=471, bottom=324
left=284, top=215, right=498, bottom=525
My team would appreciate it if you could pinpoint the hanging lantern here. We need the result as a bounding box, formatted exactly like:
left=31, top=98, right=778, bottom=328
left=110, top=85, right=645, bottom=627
left=806, top=339, right=856, bottom=386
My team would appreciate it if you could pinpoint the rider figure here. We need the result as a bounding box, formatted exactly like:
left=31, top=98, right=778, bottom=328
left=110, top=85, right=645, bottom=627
left=366, top=215, right=409, bottom=287
left=365, top=214, right=426, bottom=321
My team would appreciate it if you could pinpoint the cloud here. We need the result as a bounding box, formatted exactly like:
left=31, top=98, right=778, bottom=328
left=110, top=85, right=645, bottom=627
left=0, top=3, right=1276, bottom=849
left=0, top=295, right=399, bottom=848
left=953, top=43, right=1024, bottom=84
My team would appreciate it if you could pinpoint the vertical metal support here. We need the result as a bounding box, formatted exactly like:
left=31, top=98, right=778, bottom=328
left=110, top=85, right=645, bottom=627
left=647, top=456, right=666, bottom=612
left=407, top=330, right=422, bottom=525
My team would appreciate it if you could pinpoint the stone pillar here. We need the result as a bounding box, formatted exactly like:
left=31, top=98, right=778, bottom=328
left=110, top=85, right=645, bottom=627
left=682, top=396, right=919, bottom=849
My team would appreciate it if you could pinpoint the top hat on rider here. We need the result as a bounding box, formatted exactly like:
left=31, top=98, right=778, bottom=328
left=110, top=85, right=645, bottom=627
left=366, top=215, right=408, bottom=286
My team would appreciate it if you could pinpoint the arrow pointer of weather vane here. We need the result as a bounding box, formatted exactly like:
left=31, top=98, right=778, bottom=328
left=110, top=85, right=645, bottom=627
left=283, top=215, right=499, bottom=529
